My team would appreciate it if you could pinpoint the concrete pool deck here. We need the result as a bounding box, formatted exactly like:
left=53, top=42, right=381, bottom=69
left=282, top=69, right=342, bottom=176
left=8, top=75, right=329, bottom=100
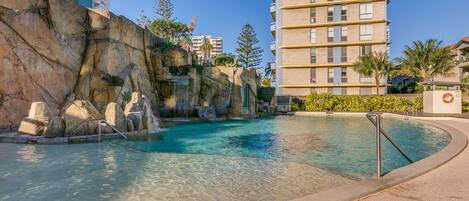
left=360, top=118, right=469, bottom=201
left=292, top=113, right=469, bottom=201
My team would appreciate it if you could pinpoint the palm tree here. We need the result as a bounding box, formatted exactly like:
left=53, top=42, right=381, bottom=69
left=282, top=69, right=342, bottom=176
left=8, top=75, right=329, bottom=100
left=353, top=52, right=394, bottom=95
left=396, top=39, right=455, bottom=82
left=264, top=64, right=275, bottom=78
left=200, top=37, right=213, bottom=65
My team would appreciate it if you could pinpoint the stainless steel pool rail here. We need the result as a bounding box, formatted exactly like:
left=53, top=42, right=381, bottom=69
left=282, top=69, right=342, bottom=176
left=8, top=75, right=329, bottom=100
left=98, top=120, right=128, bottom=142
left=366, top=113, right=414, bottom=178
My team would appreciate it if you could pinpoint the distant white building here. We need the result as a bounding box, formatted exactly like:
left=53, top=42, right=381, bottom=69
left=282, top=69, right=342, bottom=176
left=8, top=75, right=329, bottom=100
left=75, top=0, right=110, bottom=17
left=191, top=35, right=223, bottom=63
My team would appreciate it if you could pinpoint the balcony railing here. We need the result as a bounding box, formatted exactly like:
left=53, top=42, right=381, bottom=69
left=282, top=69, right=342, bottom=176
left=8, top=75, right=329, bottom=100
left=270, top=3, right=276, bottom=13
left=459, top=55, right=469, bottom=63
left=270, top=22, right=276, bottom=32
left=360, top=77, right=373, bottom=83
left=270, top=42, right=276, bottom=51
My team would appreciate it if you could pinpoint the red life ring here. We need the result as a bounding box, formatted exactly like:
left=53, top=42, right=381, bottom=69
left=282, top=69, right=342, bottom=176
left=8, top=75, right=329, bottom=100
left=442, top=93, right=455, bottom=104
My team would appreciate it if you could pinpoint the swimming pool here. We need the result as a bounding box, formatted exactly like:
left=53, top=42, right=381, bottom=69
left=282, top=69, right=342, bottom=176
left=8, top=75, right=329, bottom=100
left=0, top=115, right=450, bottom=201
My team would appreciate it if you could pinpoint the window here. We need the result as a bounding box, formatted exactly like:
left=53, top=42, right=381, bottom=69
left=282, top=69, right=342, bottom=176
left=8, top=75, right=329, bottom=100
left=310, top=68, right=316, bottom=84
left=328, top=27, right=334, bottom=42
left=310, top=29, right=317, bottom=43
left=310, top=48, right=317, bottom=64
left=360, top=73, right=373, bottom=83
left=360, top=45, right=373, bottom=56
left=310, top=8, right=316, bottom=23
left=311, top=0, right=316, bottom=2
left=360, top=25, right=373, bottom=41
left=341, top=47, right=347, bottom=62
left=341, top=6, right=348, bottom=21
left=330, top=88, right=347, bottom=95
left=328, top=68, right=334, bottom=83
left=341, top=67, right=347, bottom=83
left=360, top=87, right=373, bottom=95
left=327, top=47, right=334, bottom=63
left=327, top=7, right=334, bottom=22
left=341, top=88, right=347, bottom=95
left=360, top=3, right=373, bottom=19
left=341, top=26, right=348, bottom=41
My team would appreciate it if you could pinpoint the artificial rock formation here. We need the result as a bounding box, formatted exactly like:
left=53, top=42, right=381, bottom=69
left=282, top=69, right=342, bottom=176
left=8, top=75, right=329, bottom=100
left=104, top=102, right=127, bottom=132
left=0, top=0, right=259, bottom=135
left=43, top=117, right=65, bottom=138
left=63, top=100, right=103, bottom=136
left=17, top=102, right=51, bottom=136
left=0, top=0, right=191, bottom=130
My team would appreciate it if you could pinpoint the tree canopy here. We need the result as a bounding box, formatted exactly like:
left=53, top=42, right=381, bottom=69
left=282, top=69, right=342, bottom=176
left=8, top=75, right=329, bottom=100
left=353, top=52, right=395, bottom=95
left=154, top=0, right=174, bottom=21
left=396, top=39, right=455, bottom=82
left=235, top=24, right=263, bottom=68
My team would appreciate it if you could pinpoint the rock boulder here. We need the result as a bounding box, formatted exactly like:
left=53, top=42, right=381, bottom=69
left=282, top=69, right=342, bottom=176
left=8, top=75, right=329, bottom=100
left=28, top=102, right=50, bottom=123
left=104, top=102, right=127, bottom=132
left=43, top=117, right=65, bottom=138
left=17, top=118, right=45, bottom=136
left=63, top=100, right=104, bottom=136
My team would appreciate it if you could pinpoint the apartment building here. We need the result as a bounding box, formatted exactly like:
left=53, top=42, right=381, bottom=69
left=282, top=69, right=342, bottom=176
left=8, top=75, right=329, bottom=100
left=271, top=0, right=390, bottom=96
left=75, top=0, right=110, bottom=17
left=454, top=37, right=469, bottom=81
left=191, top=35, right=223, bottom=62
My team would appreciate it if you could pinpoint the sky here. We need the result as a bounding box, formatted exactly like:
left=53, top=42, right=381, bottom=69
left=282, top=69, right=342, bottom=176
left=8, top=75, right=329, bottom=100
left=110, top=0, right=469, bottom=69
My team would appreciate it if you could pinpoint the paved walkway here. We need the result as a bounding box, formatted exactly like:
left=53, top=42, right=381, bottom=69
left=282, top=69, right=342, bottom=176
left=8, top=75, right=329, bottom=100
left=360, top=119, right=469, bottom=201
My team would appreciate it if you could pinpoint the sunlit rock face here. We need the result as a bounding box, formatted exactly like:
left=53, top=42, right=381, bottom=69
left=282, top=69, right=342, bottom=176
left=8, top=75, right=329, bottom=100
left=0, top=0, right=258, bottom=133
left=0, top=0, right=178, bottom=130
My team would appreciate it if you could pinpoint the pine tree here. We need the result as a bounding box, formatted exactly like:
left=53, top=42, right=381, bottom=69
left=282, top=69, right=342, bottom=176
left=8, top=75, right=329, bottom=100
left=136, top=10, right=151, bottom=28
left=235, top=24, right=263, bottom=68
left=154, top=0, right=174, bottom=21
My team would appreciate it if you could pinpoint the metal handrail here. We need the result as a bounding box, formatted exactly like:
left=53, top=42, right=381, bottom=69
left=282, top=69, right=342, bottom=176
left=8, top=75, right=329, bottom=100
left=98, top=120, right=128, bottom=141
left=366, top=113, right=413, bottom=178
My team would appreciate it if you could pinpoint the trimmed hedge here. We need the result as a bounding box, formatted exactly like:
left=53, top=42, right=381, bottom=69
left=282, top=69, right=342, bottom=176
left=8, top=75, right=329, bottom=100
left=302, top=93, right=423, bottom=112
left=463, top=102, right=469, bottom=113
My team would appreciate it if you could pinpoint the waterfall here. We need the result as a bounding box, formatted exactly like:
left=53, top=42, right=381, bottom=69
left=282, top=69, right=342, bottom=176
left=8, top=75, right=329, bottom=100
left=171, top=76, right=191, bottom=120
left=141, top=96, right=160, bottom=133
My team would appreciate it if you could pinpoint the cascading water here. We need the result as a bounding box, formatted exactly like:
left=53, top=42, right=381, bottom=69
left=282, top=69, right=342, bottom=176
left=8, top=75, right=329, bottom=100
left=142, top=96, right=160, bottom=133
left=171, top=76, right=191, bottom=120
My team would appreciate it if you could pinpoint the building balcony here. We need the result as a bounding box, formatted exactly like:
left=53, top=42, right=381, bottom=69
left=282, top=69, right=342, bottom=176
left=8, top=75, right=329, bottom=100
left=457, top=56, right=469, bottom=69
left=270, top=42, right=276, bottom=54
left=270, top=3, right=276, bottom=18
left=281, top=0, right=387, bottom=10
left=360, top=77, right=373, bottom=83
left=270, top=22, right=276, bottom=37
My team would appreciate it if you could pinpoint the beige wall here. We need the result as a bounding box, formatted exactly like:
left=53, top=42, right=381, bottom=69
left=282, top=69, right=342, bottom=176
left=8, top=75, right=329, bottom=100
left=277, top=0, right=388, bottom=96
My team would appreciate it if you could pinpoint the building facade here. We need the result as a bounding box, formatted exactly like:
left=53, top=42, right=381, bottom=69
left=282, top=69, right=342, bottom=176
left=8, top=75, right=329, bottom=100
left=75, top=0, right=110, bottom=17
left=271, top=0, right=390, bottom=97
left=191, top=35, right=223, bottom=63
left=454, top=37, right=469, bottom=82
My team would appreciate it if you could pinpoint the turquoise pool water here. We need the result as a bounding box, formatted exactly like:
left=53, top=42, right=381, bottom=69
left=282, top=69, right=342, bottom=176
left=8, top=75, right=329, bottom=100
left=0, top=116, right=450, bottom=201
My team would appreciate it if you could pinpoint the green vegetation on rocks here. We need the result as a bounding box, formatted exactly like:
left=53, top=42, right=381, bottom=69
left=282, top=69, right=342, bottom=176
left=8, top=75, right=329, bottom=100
left=300, top=93, right=423, bottom=112
left=102, top=75, right=124, bottom=87
left=463, top=102, right=469, bottom=113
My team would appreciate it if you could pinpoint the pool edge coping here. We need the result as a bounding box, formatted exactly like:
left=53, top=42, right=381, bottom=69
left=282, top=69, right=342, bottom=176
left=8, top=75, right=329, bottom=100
left=291, top=112, right=469, bottom=201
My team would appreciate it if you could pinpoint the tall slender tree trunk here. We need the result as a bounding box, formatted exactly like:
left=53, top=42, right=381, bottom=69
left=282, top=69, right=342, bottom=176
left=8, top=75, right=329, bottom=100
left=375, top=76, right=380, bottom=96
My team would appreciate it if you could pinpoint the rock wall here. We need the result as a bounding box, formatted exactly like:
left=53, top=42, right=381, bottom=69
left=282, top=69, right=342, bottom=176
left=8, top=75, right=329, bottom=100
left=0, top=0, right=191, bottom=129
left=159, top=66, right=259, bottom=118
left=0, top=0, right=259, bottom=131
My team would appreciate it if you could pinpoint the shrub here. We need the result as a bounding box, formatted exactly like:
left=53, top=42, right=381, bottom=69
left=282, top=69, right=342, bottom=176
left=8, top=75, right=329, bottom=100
left=290, top=102, right=301, bottom=112
left=463, top=102, right=469, bottom=113
left=303, top=93, right=423, bottom=113
left=102, top=74, right=124, bottom=87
